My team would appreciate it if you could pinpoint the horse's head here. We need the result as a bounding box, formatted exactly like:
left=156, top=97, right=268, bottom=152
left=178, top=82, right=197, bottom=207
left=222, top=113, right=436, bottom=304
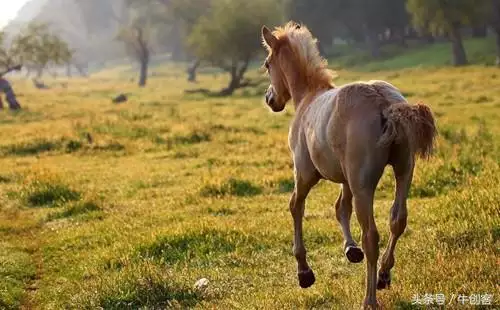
left=261, top=22, right=335, bottom=112
left=261, top=25, right=293, bottom=112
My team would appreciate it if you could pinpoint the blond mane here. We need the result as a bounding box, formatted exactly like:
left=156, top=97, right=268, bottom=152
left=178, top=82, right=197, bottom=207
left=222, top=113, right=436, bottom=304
left=270, top=22, right=335, bottom=91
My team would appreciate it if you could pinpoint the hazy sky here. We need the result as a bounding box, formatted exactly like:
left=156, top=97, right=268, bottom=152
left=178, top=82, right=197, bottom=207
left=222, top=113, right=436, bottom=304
left=0, top=0, right=29, bottom=28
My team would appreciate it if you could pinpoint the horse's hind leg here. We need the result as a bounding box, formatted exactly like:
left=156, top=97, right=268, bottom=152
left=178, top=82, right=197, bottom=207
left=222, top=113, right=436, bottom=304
left=377, top=152, right=414, bottom=290
left=351, top=184, right=379, bottom=308
left=335, top=183, right=364, bottom=263
left=345, top=159, right=384, bottom=308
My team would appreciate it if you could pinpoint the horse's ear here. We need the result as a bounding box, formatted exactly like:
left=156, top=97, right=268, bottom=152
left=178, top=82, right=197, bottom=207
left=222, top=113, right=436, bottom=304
left=261, top=26, right=277, bottom=50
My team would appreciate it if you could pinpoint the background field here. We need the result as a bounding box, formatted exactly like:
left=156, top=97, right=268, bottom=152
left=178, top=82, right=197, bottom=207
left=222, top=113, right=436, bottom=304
left=1, top=43, right=499, bottom=309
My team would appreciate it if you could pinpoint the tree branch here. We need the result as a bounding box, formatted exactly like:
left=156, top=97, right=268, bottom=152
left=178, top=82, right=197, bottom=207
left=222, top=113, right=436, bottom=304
left=0, top=64, right=22, bottom=77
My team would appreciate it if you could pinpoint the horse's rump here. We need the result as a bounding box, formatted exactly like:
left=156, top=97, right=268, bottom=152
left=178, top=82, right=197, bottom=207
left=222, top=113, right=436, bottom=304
left=333, top=81, right=437, bottom=160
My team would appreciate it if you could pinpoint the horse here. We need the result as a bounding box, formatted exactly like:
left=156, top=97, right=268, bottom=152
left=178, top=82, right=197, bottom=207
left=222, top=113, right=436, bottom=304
left=260, top=22, right=437, bottom=309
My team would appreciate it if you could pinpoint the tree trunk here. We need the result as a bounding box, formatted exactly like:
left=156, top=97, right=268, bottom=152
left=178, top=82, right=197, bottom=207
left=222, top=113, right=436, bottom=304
left=219, top=59, right=249, bottom=96
left=495, top=29, right=500, bottom=66
left=36, top=68, right=43, bottom=78
left=220, top=66, right=240, bottom=96
left=364, top=25, right=380, bottom=58
left=75, top=64, right=88, bottom=77
left=170, top=22, right=185, bottom=61
left=421, top=29, right=435, bottom=44
left=471, top=25, right=487, bottom=38
left=0, top=78, right=21, bottom=110
left=395, top=27, right=407, bottom=47
left=491, top=0, right=500, bottom=66
left=449, top=24, right=468, bottom=66
left=425, top=34, right=435, bottom=44
left=66, top=64, right=72, bottom=77
left=187, top=59, right=200, bottom=82
left=405, top=26, right=418, bottom=40
left=138, top=54, right=149, bottom=87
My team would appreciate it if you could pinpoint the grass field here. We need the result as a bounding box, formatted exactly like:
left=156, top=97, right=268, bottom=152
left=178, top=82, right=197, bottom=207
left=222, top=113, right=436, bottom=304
left=0, top=58, right=499, bottom=310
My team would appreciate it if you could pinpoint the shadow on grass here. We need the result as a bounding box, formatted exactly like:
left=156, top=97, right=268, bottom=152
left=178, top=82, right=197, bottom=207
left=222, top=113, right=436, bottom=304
left=46, top=200, right=103, bottom=221
left=136, top=229, right=270, bottom=267
left=200, top=178, right=262, bottom=198
left=184, top=78, right=268, bottom=97
left=0, top=137, right=127, bottom=157
left=74, top=263, right=203, bottom=309
left=20, top=181, right=81, bottom=208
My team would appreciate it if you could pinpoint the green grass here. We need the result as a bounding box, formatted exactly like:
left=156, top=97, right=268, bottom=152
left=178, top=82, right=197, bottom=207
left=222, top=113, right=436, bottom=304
left=46, top=200, right=103, bottom=222
left=0, top=57, right=499, bottom=309
left=0, top=245, right=36, bottom=310
left=330, top=37, right=497, bottom=71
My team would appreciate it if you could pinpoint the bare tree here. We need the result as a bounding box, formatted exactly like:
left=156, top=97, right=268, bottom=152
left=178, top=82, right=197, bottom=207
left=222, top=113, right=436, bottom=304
left=116, top=0, right=169, bottom=87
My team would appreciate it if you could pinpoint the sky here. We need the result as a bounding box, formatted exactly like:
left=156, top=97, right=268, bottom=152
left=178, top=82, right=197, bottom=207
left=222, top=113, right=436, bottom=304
left=0, top=0, right=30, bottom=28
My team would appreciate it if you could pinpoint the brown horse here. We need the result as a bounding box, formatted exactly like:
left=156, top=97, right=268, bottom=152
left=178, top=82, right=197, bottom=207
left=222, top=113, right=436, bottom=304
left=260, top=22, right=437, bottom=309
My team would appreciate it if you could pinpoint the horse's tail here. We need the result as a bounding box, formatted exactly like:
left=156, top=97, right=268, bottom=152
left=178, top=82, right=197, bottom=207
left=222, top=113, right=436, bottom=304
left=371, top=81, right=437, bottom=159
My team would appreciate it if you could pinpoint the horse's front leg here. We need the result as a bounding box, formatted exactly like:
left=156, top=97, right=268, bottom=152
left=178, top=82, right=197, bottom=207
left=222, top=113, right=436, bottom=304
left=290, top=170, right=320, bottom=288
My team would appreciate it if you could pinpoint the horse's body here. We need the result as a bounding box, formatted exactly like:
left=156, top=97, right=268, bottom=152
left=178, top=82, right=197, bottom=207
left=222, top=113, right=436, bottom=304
left=261, top=22, right=437, bottom=309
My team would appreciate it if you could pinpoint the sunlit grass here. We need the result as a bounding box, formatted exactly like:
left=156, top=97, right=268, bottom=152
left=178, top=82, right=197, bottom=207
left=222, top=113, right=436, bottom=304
left=0, top=62, right=498, bottom=309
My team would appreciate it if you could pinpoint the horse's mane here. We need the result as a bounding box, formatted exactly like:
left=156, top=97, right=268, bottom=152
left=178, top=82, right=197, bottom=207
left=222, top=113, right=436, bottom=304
left=270, top=22, right=335, bottom=91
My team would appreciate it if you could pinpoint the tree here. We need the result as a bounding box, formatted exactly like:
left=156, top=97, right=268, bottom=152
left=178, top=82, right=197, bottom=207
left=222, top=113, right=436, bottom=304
left=288, top=0, right=338, bottom=55
left=117, top=0, right=170, bottom=87
left=169, top=0, right=213, bottom=82
left=289, top=0, right=411, bottom=58
left=0, top=32, right=22, bottom=110
left=0, top=31, right=19, bottom=71
left=12, top=22, right=73, bottom=78
left=407, top=0, right=487, bottom=66
left=187, top=0, right=284, bottom=95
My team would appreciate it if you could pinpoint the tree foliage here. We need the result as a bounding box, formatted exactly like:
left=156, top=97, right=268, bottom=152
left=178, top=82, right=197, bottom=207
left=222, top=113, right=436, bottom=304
left=186, top=0, right=284, bottom=94
left=406, top=0, right=488, bottom=65
left=288, top=0, right=411, bottom=57
left=1, top=22, right=73, bottom=76
left=0, top=31, right=18, bottom=70
left=170, top=0, right=212, bottom=34
left=406, top=0, right=487, bottom=35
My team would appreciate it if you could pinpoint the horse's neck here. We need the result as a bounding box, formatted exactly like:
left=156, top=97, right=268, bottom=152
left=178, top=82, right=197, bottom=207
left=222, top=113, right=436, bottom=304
left=282, top=62, right=334, bottom=110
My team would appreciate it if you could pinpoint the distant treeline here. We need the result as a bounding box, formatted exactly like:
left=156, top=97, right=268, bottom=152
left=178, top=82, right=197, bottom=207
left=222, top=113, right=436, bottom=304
left=70, top=0, right=500, bottom=89
left=155, top=0, right=500, bottom=67
left=13, top=0, right=500, bottom=70
left=289, top=0, right=500, bottom=66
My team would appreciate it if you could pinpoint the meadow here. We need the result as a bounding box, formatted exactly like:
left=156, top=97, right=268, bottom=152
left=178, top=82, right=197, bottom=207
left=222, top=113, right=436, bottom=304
left=1, top=50, right=499, bottom=309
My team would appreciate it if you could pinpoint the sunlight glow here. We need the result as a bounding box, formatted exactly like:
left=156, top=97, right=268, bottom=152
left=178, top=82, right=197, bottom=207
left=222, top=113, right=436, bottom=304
left=0, top=0, right=30, bottom=28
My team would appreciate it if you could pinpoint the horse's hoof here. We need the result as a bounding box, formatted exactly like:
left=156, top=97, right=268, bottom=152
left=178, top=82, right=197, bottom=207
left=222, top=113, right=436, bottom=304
left=362, top=300, right=381, bottom=309
left=298, top=269, right=315, bottom=288
left=377, top=271, right=391, bottom=290
left=345, top=246, right=364, bottom=263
